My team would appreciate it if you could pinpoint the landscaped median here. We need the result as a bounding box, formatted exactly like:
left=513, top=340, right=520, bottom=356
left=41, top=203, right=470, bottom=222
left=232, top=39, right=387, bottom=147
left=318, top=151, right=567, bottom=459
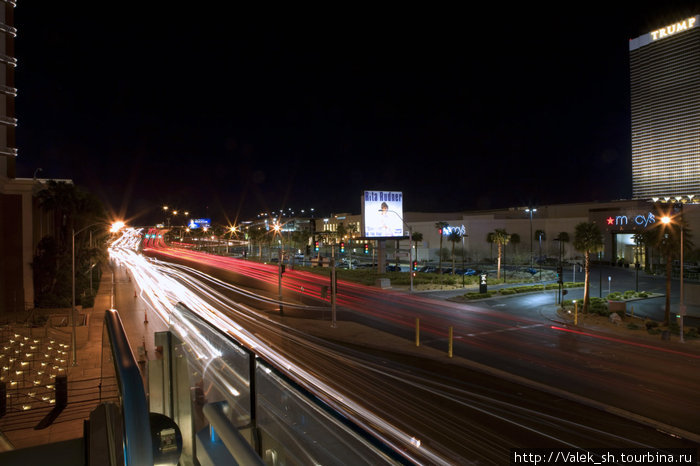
left=449, top=282, right=584, bottom=301
left=557, top=291, right=700, bottom=342
left=291, top=264, right=560, bottom=290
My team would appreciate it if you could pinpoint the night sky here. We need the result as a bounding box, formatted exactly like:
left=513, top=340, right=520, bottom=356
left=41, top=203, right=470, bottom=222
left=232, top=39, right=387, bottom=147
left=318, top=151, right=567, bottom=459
left=13, top=3, right=700, bottom=225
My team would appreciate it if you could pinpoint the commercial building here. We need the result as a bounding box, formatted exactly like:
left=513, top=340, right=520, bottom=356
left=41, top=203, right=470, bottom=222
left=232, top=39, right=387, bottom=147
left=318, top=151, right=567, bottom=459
left=307, top=200, right=700, bottom=270
left=0, top=3, right=65, bottom=315
left=629, top=14, right=700, bottom=200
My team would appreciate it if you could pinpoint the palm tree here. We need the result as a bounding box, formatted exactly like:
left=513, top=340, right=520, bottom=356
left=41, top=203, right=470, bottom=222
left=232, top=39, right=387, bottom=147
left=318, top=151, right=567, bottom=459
left=510, top=233, right=520, bottom=260
left=447, top=229, right=462, bottom=274
left=557, top=231, right=570, bottom=260
left=411, top=231, right=423, bottom=263
left=573, top=222, right=604, bottom=314
left=491, top=229, right=510, bottom=280
left=435, top=221, right=449, bottom=273
left=646, top=210, right=692, bottom=325
left=486, top=232, right=495, bottom=261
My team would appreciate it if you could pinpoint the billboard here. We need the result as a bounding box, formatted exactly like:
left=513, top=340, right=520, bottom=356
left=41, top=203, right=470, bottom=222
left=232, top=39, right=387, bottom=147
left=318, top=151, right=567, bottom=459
left=188, top=218, right=211, bottom=229
left=362, top=190, right=404, bottom=238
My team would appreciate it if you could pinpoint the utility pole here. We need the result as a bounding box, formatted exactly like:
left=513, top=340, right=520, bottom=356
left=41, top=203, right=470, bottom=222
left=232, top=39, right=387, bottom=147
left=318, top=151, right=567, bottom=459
left=330, top=258, right=337, bottom=328
left=278, top=249, right=283, bottom=315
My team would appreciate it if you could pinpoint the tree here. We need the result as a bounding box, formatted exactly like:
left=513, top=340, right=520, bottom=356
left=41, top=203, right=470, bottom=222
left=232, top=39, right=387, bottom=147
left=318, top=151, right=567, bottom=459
left=486, top=232, right=495, bottom=260
left=447, top=229, right=462, bottom=274
left=510, top=233, right=521, bottom=259
left=557, top=231, right=570, bottom=259
left=573, top=222, right=604, bottom=315
left=645, top=207, right=693, bottom=325
left=248, top=227, right=266, bottom=258
left=34, top=181, right=107, bottom=307
left=336, top=223, right=347, bottom=243
left=435, top=221, right=449, bottom=273
left=412, top=231, right=423, bottom=263
left=491, top=229, right=510, bottom=280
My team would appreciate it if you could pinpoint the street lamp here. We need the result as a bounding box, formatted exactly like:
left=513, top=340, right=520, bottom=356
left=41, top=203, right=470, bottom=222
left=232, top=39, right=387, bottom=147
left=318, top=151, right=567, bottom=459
left=525, top=208, right=537, bottom=267
left=660, top=213, right=684, bottom=343
left=72, top=220, right=125, bottom=365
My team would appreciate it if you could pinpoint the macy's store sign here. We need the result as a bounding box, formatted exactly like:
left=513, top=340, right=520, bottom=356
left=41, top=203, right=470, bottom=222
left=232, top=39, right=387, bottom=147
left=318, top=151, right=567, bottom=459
left=605, top=212, right=656, bottom=228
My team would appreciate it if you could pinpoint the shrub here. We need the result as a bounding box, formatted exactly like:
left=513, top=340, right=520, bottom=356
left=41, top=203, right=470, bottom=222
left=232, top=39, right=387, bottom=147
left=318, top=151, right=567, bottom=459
left=499, top=289, right=517, bottom=295
left=464, top=291, right=496, bottom=300
left=637, top=291, right=651, bottom=298
left=669, top=322, right=680, bottom=335
left=686, top=327, right=699, bottom=340
left=623, top=290, right=636, bottom=299
left=647, top=327, right=662, bottom=335
left=627, top=323, right=640, bottom=330
left=607, top=292, right=623, bottom=300
left=645, top=320, right=659, bottom=329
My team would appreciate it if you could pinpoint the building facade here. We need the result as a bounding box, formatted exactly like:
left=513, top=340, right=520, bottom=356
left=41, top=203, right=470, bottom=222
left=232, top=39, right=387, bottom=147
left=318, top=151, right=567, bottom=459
left=629, top=14, right=700, bottom=200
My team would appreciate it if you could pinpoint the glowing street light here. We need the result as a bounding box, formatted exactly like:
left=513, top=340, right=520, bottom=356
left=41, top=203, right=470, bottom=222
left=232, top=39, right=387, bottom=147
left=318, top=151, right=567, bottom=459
left=525, top=207, right=537, bottom=267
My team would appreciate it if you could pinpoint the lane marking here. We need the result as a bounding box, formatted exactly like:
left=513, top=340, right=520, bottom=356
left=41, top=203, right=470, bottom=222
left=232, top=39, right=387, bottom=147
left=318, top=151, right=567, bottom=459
left=467, top=323, right=544, bottom=337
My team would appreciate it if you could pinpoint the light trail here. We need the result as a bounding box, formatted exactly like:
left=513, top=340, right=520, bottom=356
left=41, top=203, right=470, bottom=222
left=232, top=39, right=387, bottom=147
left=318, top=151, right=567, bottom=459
left=110, top=230, right=448, bottom=465
left=109, top=231, right=700, bottom=461
left=550, top=326, right=700, bottom=359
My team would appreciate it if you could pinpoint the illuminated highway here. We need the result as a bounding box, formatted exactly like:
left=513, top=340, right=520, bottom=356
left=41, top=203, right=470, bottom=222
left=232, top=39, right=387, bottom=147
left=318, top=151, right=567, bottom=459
left=143, top=243, right=700, bottom=437
left=107, top=230, right=699, bottom=463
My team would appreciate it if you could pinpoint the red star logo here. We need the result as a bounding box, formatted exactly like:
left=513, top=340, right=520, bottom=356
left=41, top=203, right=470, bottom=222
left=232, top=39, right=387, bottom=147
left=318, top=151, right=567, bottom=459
left=606, top=217, right=614, bottom=225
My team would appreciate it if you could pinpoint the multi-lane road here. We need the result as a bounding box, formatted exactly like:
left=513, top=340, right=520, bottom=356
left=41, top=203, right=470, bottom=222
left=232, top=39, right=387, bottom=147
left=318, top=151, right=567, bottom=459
left=132, top=244, right=700, bottom=461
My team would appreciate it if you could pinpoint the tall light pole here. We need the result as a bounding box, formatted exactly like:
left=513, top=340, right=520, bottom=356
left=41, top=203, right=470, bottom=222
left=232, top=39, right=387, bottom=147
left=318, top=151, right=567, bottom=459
left=661, top=211, right=684, bottom=343
left=525, top=208, right=537, bottom=267
left=72, top=220, right=125, bottom=365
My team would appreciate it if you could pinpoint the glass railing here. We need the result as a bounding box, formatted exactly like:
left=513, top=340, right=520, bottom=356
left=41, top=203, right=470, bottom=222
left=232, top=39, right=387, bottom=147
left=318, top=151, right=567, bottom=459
left=149, top=302, right=408, bottom=465
left=100, top=309, right=154, bottom=465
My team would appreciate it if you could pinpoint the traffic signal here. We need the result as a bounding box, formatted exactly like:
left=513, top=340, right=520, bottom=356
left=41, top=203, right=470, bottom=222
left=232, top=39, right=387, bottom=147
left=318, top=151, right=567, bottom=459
left=340, top=242, right=345, bottom=253
left=556, top=265, right=563, bottom=284
left=364, top=243, right=369, bottom=254
left=314, top=241, right=319, bottom=252
left=412, top=260, right=418, bottom=271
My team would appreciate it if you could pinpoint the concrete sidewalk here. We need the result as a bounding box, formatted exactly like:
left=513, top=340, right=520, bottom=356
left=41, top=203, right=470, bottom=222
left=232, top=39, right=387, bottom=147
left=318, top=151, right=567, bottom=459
left=0, top=261, right=165, bottom=451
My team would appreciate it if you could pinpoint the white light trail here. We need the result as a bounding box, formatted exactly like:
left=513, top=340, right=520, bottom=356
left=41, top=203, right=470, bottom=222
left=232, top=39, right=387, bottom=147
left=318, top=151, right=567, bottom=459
left=109, top=230, right=444, bottom=465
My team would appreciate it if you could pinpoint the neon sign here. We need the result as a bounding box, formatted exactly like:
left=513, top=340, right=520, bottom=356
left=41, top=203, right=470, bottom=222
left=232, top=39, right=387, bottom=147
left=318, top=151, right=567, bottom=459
left=650, top=17, right=697, bottom=41
left=442, top=224, right=466, bottom=236
left=606, top=212, right=656, bottom=228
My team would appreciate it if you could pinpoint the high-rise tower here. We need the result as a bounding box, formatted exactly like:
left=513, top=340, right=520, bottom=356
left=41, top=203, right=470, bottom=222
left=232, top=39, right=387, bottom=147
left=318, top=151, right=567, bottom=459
left=0, top=0, right=16, bottom=178
left=629, top=15, right=700, bottom=200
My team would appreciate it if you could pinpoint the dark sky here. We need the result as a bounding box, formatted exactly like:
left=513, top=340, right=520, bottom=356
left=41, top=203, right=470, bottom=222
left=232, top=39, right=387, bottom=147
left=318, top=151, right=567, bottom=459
left=13, top=3, right=700, bottom=224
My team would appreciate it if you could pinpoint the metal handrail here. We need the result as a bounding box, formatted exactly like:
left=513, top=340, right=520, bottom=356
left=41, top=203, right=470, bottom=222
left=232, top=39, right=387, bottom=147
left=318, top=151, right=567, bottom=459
left=103, top=309, right=154, bottom=465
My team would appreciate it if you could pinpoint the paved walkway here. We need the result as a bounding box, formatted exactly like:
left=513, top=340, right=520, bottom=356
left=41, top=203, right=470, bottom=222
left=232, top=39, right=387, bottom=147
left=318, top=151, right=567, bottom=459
left=0, top=261, right=163, bottom=451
